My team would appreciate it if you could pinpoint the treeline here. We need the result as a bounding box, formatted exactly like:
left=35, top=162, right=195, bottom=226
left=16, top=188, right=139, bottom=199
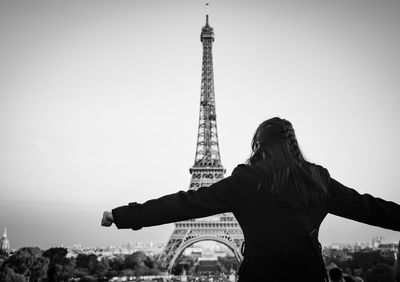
left=171, top=255, right=239, bottom=276
left=325, top=250, right=396, bottom=282
left=0, top=247, right=161, bottom=282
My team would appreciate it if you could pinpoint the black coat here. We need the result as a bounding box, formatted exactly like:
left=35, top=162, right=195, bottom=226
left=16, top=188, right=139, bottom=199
left=112, top=164, right=400, bottom=282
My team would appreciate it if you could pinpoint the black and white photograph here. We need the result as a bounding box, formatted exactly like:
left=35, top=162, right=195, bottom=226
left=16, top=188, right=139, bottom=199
left=1, top=1, right=400, bottom=281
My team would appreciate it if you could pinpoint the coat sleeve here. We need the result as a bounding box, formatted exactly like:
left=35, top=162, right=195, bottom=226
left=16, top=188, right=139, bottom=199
left=111, top=165, right=255, bottom=230
left=327, top=177, right=400, bottom=231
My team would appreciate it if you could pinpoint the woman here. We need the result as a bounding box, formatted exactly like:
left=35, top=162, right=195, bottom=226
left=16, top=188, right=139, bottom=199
left=102, top=117, right=400, bottom=282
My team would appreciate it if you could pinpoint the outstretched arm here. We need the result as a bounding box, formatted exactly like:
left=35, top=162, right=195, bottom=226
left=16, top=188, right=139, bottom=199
left=103, top=165, right=256, bottom=230
left=327, top=178, right=400, bottom=231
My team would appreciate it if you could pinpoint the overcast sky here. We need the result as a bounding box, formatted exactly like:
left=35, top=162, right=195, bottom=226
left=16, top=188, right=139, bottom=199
left=0, top=0, right=399, bottom=250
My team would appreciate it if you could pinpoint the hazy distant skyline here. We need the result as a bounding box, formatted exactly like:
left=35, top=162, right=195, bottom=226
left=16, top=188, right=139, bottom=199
left=1, top=0, right=399, bottom=249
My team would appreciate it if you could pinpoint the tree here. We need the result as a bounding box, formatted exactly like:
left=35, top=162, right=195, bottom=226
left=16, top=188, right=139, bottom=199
left=75, top=253, right=99, bottom=277
left=43, top=247, right=68, bottom=266
left=47, top=264, right=62, bottom=282
left=43, top=247, right=73, bottom=282
left=1, top=247, right=48, bottom=281
left=30, top=256, right=49, bottom=282
left=365, top=263, right=395, bottom=282
left=124, top=251, right=147, bottom=269
left=109, top=255, right=124, bottom=271
left=218, top=256, right=239, bottom=274
left=120, top=268, right=135, bottom=277
left=0, top=266, right=27, bottom=282
left=394, top=241, right=400, bottom=282
left=93, top=258, right=111, bottom=279
left=0, top=249, right=9, bottom=265
left=122, top=251, right=162, bottom=276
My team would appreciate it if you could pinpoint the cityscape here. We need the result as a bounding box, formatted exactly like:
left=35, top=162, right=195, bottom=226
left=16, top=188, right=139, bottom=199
left=0, top=228, right=399, bottom=281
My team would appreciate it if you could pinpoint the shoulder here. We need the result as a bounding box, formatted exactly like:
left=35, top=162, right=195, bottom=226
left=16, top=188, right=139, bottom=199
left=231, top=164, right=260, bottom=189
left=305, top=162, right=331, bottom=184
left=232, top=163, right=257, bottom=178
left=227, top=164, right=260, bottom=202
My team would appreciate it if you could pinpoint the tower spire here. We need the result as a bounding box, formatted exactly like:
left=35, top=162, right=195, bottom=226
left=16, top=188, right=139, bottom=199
left=206, top=3, right=210, bottom=25
left=3, top=228, right=6, bottom=238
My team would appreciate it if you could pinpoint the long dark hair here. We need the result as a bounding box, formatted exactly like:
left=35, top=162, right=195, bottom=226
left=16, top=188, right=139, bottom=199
left=247, top=117, right=328, bottom=209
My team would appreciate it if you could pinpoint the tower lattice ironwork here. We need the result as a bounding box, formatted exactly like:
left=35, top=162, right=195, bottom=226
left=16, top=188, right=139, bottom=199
left=158, top=5, right=244, bottom=271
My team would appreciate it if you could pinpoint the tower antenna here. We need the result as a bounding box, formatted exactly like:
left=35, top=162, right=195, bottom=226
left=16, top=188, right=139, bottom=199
left=206, top=3, right=210, bottom=25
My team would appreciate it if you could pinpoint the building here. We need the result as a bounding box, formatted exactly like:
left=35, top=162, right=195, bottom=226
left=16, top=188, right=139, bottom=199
left=0, top=228, right=10, bottom=253
left=158, top=4, right=244, bottom=272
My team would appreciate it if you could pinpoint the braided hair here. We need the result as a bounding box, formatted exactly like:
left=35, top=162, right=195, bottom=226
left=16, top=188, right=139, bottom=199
left=247, top=117, right=328, bottom=209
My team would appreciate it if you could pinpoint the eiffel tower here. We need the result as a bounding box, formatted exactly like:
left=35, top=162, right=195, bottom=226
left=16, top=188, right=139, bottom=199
left=159, top=4, right=244, bottom=271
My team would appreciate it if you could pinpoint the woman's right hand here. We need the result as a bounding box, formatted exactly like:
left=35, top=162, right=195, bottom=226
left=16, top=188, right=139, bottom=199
left=101, top=211, right=114, bottom=227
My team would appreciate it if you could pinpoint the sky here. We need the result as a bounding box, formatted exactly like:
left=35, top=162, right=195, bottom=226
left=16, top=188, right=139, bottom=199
left=0, top=0, right=399, bottom=250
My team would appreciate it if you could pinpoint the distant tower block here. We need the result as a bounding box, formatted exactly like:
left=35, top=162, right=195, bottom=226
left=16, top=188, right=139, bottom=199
left=0, top=228, right=10, bottom=252
left=158, top=5, right=244, bottom=272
